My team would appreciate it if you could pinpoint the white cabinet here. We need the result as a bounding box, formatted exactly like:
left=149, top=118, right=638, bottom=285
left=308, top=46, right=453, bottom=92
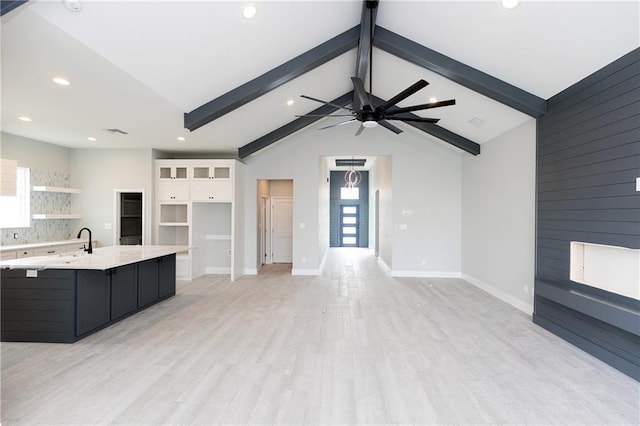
left=1, top=250, right=17, bottom=260
left=154, top=159, right=238, bottom=280
left=190, top=180, right=232, bottom=202
left=156, top=162, right=189, bottom=201
left=190, top=162, right=233, bottom=202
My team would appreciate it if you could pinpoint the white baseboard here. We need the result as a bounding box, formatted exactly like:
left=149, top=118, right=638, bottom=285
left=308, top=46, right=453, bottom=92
left=377, top=257, right=392, bottom=275
left=318, top=251, right=328, bottom=274
left=461, top=273, right=533, bottom=315
left=292, top=268, right=319, bottom=276
left=391, top=270, right=461, bottom=278
left=205, top=267, right=231, bottom=274
left=244, top=268, right=258, bottom=275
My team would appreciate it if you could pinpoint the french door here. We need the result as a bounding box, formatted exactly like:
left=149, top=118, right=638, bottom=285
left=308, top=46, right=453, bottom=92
left=340, top=205, right=359, bottom=247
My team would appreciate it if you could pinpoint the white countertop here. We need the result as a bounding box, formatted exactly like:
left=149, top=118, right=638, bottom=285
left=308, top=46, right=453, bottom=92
left=0, top=245, right=189, bottom=270
left=0, top=239, right=89, bottom=252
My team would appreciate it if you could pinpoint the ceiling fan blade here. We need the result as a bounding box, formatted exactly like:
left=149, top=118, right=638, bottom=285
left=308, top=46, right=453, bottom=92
left=317, top=119, right=357, bottom=130
left=378, top=120, right=403, bottom=134
left=354, top=124, right=365, bottom=136
left=377, top=79, right=429, bottom=112
left=385, top=116, right=440, bottom=124
left=300, top=95, right=353, bottom=112
left=385, top=99, right=456, bottom=115
left=351, top=77, right=373, bottom=109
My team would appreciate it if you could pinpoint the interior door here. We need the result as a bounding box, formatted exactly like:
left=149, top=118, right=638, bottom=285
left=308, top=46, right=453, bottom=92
left=271, top=197, right=293, bottom=263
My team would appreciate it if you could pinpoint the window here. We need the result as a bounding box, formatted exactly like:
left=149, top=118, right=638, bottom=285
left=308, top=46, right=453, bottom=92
left=0, top=167, right=30, bottom=228
left=340, top=186, right=359, bottom=200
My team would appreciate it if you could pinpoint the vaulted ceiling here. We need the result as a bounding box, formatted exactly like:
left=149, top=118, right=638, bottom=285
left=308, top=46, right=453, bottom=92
left=1, top=1, right=638, bottom=157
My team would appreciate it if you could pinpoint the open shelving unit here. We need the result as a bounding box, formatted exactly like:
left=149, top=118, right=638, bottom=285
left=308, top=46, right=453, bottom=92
left=31, top=185, right=82, bottom=219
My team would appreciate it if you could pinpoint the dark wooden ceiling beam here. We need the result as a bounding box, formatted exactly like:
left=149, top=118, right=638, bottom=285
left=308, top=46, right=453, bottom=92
left=374, top=26, right=547, bottom=118
left=185, top=26, right=360, bottom=132
left=238, top=92, right=353, bottom=159
left=353, top=0, right=378, bottom=110
left=1, top=0, right=28, bottom=16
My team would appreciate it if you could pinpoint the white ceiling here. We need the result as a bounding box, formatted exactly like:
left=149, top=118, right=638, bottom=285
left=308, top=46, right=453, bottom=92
left=1, top=0, right=638, bottom=155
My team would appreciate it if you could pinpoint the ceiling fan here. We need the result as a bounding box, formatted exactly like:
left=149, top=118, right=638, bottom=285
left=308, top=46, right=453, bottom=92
left=299, top=1, right=455, bottom=136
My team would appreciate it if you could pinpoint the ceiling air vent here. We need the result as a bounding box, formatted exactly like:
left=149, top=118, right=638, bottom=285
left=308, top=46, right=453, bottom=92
left=467, top=117, right=485, bottom=127
left=102, top=128, right=129, bottom=135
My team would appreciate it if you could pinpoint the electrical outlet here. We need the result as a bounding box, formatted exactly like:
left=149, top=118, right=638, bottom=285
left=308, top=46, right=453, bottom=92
left=524, top=285, right=529, bottom=294
left=301, top=257, right=306, bottom=264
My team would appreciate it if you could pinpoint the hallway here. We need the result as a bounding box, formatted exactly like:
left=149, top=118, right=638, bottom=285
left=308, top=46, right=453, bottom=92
left=2, top=249, right=638, bottom=424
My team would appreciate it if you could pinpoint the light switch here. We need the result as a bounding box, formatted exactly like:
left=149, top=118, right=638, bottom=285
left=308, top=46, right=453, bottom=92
left=299, top=222, right=306, bottom=229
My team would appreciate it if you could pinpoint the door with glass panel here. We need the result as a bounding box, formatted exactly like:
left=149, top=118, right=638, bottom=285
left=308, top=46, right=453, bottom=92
left=340, top=205, right=359, bottom=247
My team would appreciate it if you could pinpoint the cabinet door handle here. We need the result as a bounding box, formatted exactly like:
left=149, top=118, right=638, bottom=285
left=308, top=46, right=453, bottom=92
left=47, top=250, right=55, bottom=254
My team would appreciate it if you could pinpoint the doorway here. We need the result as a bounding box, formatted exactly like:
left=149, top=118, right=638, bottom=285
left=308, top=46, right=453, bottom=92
left=114, top=190, right=144, bottom=245
left=257, top=180, right=293, bottom=269
left=329, top=170, right=369, bottom=248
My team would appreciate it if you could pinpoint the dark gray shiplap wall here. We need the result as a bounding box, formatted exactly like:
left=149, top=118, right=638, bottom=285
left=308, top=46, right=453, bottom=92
left=329, top=171, right=369, bottom=248
left=534, top=48, right=640, bottom=380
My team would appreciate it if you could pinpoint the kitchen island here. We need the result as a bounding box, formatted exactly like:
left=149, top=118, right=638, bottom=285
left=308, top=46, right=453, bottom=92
left=0, top=245, right=188, bottom=343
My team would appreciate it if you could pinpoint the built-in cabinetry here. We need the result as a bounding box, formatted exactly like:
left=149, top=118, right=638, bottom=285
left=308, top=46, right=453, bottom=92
left=155, top=159, right=240, bottom=280
left=31, top=186, right=82, bottom=219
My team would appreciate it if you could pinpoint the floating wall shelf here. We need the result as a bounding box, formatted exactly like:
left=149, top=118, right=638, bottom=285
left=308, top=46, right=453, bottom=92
left=32, top=214, right=82, bottom=220
left=32, top=186, right=81, bottom=194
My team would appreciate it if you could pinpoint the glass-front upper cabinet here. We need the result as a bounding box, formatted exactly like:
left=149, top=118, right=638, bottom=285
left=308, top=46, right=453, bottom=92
left=191, top=165, right=231, bottom=180
left=158, top=164, right=188, bottom=180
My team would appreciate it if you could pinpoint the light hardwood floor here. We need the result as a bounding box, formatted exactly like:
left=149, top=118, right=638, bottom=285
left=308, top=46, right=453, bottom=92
left=2, top=248, right=638, bottom=424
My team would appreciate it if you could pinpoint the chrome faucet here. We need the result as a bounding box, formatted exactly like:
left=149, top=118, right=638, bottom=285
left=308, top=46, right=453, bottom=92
left=77, top=227, right=93, bottom=254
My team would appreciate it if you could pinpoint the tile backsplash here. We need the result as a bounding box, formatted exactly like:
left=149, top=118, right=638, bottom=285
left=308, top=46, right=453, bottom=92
left=1, top=169, right=76, bottom=245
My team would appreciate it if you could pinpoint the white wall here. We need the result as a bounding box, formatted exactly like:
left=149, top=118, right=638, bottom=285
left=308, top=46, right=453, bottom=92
left=369, top=155, right=393, bottom=269
left=461, top=119, right=536, bottom=314
left=1, top=132, right=70, bottom=173
left=318, top=157, right=330, bottom=268
left=241, top=123, right=463, bottom=275
left=70, top=148, right=154, bottom=246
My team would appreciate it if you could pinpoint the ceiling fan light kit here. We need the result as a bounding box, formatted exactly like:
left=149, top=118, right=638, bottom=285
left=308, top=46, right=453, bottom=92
left=299, top=0, right=455, bottom=136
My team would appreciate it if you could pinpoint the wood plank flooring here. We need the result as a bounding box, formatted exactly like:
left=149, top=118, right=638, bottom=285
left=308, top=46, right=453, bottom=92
left=2, top=248, right=638, bottom=424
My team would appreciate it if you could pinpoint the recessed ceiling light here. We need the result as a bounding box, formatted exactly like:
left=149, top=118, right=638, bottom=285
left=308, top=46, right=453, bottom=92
left=502, top=0, right=519, bottom=9
left=242, top=5, right=257, bottom=19
left=286, top=99, right=294, bottom=106
left=429, top=97, right=438, bottom=103
left=52, top=77, right=71, bottom=86
left=63, top=0, right=82, bottom=13
left=18, top=116, right=32, bottom=122
left=87, top=137, right=96, bottom=141
left=177, top=137, right=186, bottom=141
